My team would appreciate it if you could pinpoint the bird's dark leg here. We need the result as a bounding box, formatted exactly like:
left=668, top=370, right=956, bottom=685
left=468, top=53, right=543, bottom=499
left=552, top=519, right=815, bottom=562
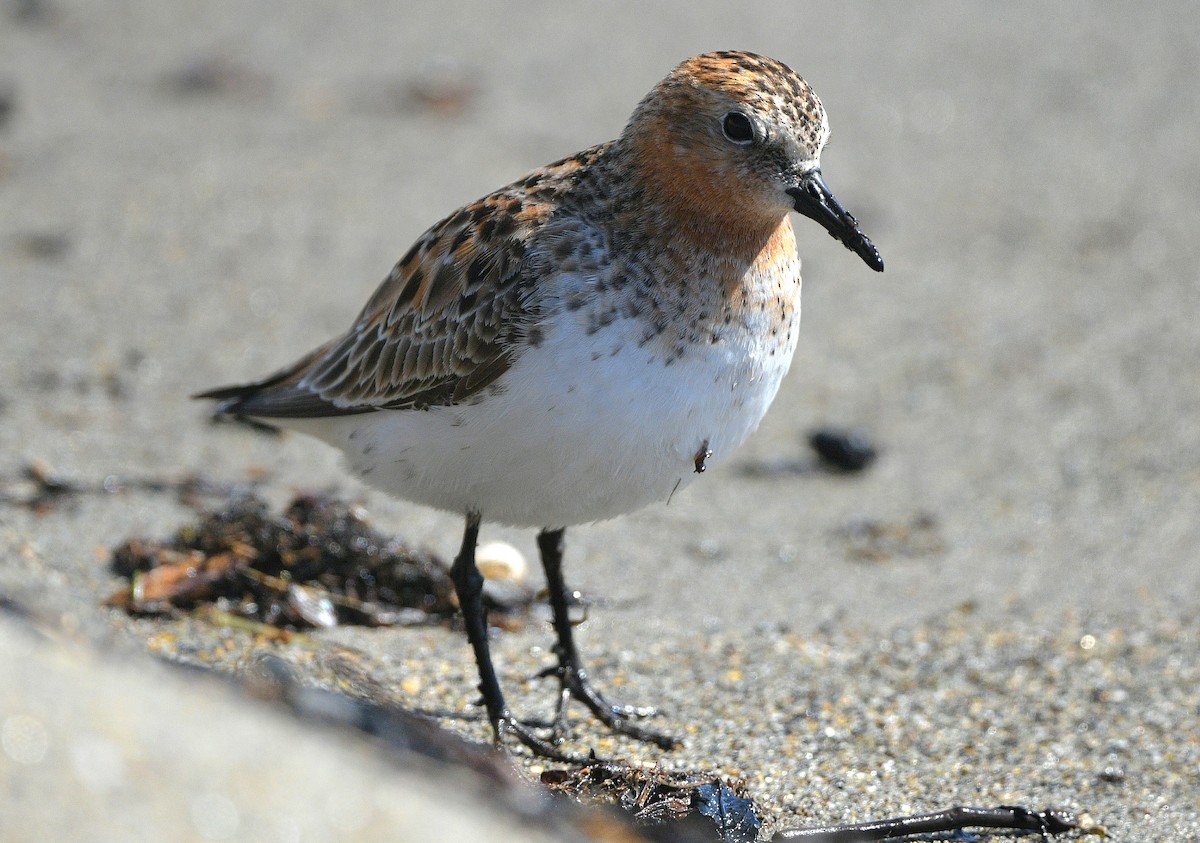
left=448, top=512, right=575, bottom=760
left=772, top=804, right=1084, bottom=842
left=537, top=527, right=680, bottom=749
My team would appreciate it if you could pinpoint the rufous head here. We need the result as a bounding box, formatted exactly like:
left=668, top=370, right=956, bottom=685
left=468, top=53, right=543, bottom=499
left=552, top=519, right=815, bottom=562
left=623, top=51, right=882, bottom=271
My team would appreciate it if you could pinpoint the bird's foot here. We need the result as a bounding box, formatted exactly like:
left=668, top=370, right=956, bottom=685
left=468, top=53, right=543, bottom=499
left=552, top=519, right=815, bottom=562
left=492, top=711, right=589, bottom=762
left=542, top=663, right=680, bottom=750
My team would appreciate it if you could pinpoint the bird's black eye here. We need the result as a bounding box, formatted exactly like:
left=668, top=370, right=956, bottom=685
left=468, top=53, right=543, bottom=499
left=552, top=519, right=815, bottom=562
left=722, top=111, right=755, bottom=145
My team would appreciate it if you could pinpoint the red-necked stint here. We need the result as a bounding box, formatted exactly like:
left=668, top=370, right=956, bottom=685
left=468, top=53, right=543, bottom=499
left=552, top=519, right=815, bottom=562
left=198, top=51, right=883, bottom=758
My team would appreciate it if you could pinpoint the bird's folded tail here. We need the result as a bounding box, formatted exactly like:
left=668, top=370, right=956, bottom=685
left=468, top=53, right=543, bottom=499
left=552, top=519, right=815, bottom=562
left=193, top=348, right=374, bottom=421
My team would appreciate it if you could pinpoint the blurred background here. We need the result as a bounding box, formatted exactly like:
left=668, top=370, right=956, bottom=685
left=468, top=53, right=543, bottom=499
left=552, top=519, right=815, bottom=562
left=1, top=2, right=1197, bottom=840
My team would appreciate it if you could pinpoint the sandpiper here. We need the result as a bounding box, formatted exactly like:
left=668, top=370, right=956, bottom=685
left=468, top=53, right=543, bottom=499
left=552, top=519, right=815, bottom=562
left=197, top=50, right=883, bottom=757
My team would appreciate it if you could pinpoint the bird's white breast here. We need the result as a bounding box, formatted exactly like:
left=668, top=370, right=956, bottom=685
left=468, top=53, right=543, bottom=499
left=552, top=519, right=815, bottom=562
left=295, top=276, right=801, bottom=528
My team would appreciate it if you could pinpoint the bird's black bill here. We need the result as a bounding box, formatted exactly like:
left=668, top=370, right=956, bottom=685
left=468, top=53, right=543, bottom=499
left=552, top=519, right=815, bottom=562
left=787, top=170, right=884, bottom=272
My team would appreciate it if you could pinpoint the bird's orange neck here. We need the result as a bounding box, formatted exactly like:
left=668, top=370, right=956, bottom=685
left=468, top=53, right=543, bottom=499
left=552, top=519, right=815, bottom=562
left=620, top=117, right=793, bottom=275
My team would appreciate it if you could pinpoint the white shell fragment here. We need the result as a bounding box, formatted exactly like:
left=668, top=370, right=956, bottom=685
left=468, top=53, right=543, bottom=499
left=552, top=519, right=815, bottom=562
left=475, top=541, right=528, bottom=584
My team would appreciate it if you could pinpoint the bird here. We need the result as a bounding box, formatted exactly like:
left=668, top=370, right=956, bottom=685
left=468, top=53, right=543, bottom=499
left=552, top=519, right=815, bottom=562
left=196, top=50, right=882, bottom=758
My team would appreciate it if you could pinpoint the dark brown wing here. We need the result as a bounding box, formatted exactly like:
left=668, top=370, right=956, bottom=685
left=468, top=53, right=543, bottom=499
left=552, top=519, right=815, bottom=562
left=196, top=144, right=614, bottom=420
left=196, top=188, right=552, bottom=419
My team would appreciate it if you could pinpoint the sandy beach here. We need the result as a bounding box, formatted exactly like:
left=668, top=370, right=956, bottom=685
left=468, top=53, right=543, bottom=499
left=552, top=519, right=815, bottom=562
left=2, top=2, right=1197, bottom=839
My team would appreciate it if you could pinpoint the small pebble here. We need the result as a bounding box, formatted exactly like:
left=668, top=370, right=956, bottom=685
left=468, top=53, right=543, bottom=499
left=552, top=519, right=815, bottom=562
left=12, top=231, right=71, bottom=260
left=163, top=56, right=269, bottom=98
left=12, top=0, right=53, bottom=24
left=0, top=85, right=14, bottom=130
left=809, top=427, right=878, bottom=472
left=407, top=57, right=478, bottom=115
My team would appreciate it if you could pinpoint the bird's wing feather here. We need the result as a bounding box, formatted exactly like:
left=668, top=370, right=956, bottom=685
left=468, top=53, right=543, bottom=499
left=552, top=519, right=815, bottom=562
left=196, top=188, right=556, bottom=419
left=195, top=144, right=613, bottom=419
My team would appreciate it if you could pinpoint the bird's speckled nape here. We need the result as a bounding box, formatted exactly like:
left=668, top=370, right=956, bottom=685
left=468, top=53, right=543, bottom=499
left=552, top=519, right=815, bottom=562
left=631, top=51, right=829, bottom=157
